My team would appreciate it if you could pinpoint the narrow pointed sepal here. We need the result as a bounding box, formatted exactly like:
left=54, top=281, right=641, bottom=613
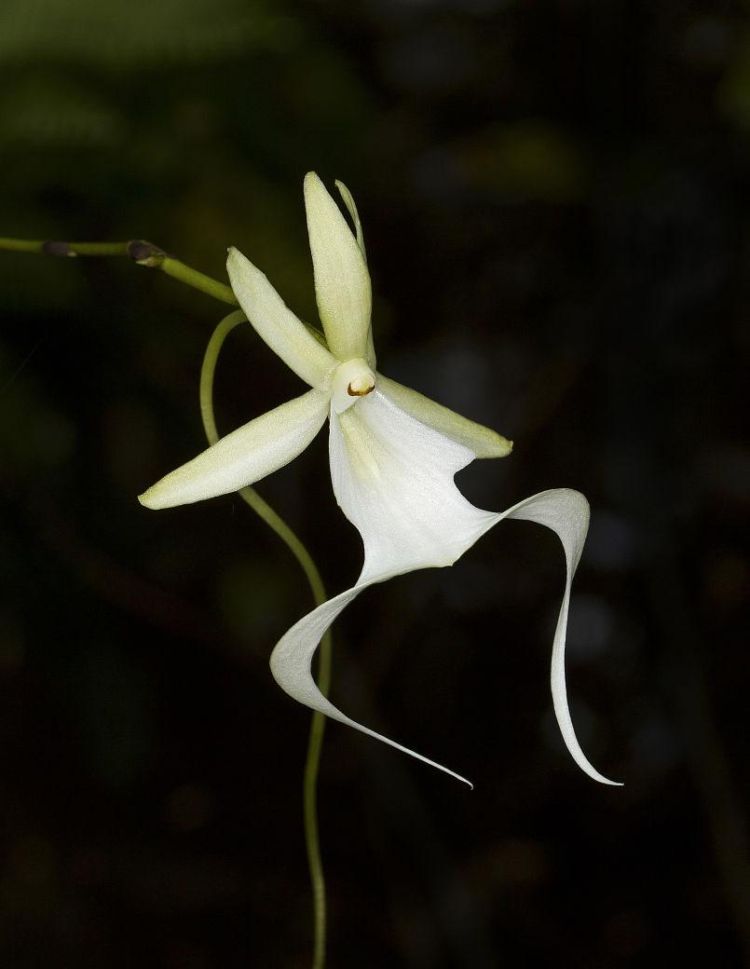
left=304, top=172, right=372, bottom=362
left=378, top=375, right=512, bottom=459
left=227, top=247, right=337, bottom=390
left=139, top=389, right=329, bottom=510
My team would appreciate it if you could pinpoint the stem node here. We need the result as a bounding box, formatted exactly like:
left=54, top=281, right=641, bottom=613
left=41, top=240, right=75, bottom=258
left=127, top=239, right=166, bottom=267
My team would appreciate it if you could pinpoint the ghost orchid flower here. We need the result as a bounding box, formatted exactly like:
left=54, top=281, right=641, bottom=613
left=140, top=172, right=620, bottom=788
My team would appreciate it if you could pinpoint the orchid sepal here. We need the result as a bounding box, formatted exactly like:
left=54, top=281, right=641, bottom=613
left=138, top=388, right=329, bottom=509
left=304, top=171, right=372, bottom=363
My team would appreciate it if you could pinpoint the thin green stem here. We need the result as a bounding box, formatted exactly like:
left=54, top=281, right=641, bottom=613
left=161, top=255, right=236, bottom=306
left=0, top=238, right=131, bottom=256
left=0, top=238, right=47, bottom=253
left=200, top=311, right=331, bottom=969
left=2, top=234, right=331, bottom=965
left=0, top=236, right=237, bottom=306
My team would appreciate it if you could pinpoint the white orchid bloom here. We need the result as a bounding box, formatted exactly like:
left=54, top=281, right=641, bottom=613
left=140, top=172, right=620, bottom=788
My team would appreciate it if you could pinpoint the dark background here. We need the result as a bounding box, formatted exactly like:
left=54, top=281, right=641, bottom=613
left=1, top=1, right=748, bottom=966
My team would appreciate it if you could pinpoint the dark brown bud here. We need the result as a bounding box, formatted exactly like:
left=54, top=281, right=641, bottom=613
left=127, top=240, right=166, bottom=267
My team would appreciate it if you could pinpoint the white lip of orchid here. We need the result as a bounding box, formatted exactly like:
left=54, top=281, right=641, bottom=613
left=139, top=172, right=619, bottom=787
left=331, top=358, right=376, bottom=413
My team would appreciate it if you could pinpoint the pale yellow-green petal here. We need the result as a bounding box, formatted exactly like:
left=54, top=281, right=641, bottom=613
left=377, top=374, right=513, bottom=459
left=335, top=179, right=367, bottom=261
left=304, top=172, right=372, bottom=362
left=363, top=327, right=377, bottom=371
left=335, top=179, right=376, bottom=369
left=227, top=247, right=337, bottom=390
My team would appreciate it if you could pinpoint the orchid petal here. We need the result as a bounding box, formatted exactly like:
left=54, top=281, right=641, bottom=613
left=227, top=247, right=336, bottom=390
left=329, top=391, right=496, bottom=583
left=378, top=374, right=513, bottom=459
left=273, top=390, right=618, bottom=785
left=505, top=489, right=622, bottom=786
left=335, top=179, right=367, bottom=261
left=270, top=486, right=619, bottom=788
left=139, top=389, right=329, bottom=509
left=304, top=172, right=372, bottom=362
left=269, top=579, right=473, bottom=788
left=364, top=323, right=377, bottom=372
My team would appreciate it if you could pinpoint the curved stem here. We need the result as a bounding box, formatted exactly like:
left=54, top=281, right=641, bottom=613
left=0, top=237, right=237, bottom=306
left=200, top=311, right=331, bottom=969
left=1, top=236, right=330, bottom=964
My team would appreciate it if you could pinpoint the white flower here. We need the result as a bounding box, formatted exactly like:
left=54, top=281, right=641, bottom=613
left=140, top=172, right=620, bottom=788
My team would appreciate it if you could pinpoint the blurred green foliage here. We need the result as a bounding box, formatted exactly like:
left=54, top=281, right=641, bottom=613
left=0, top=0, right=295, bottom=66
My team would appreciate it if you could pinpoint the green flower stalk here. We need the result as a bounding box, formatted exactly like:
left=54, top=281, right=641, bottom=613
left=0, top=227, right=337, bottom=968
left=199, top=309, right=331, bottom=969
